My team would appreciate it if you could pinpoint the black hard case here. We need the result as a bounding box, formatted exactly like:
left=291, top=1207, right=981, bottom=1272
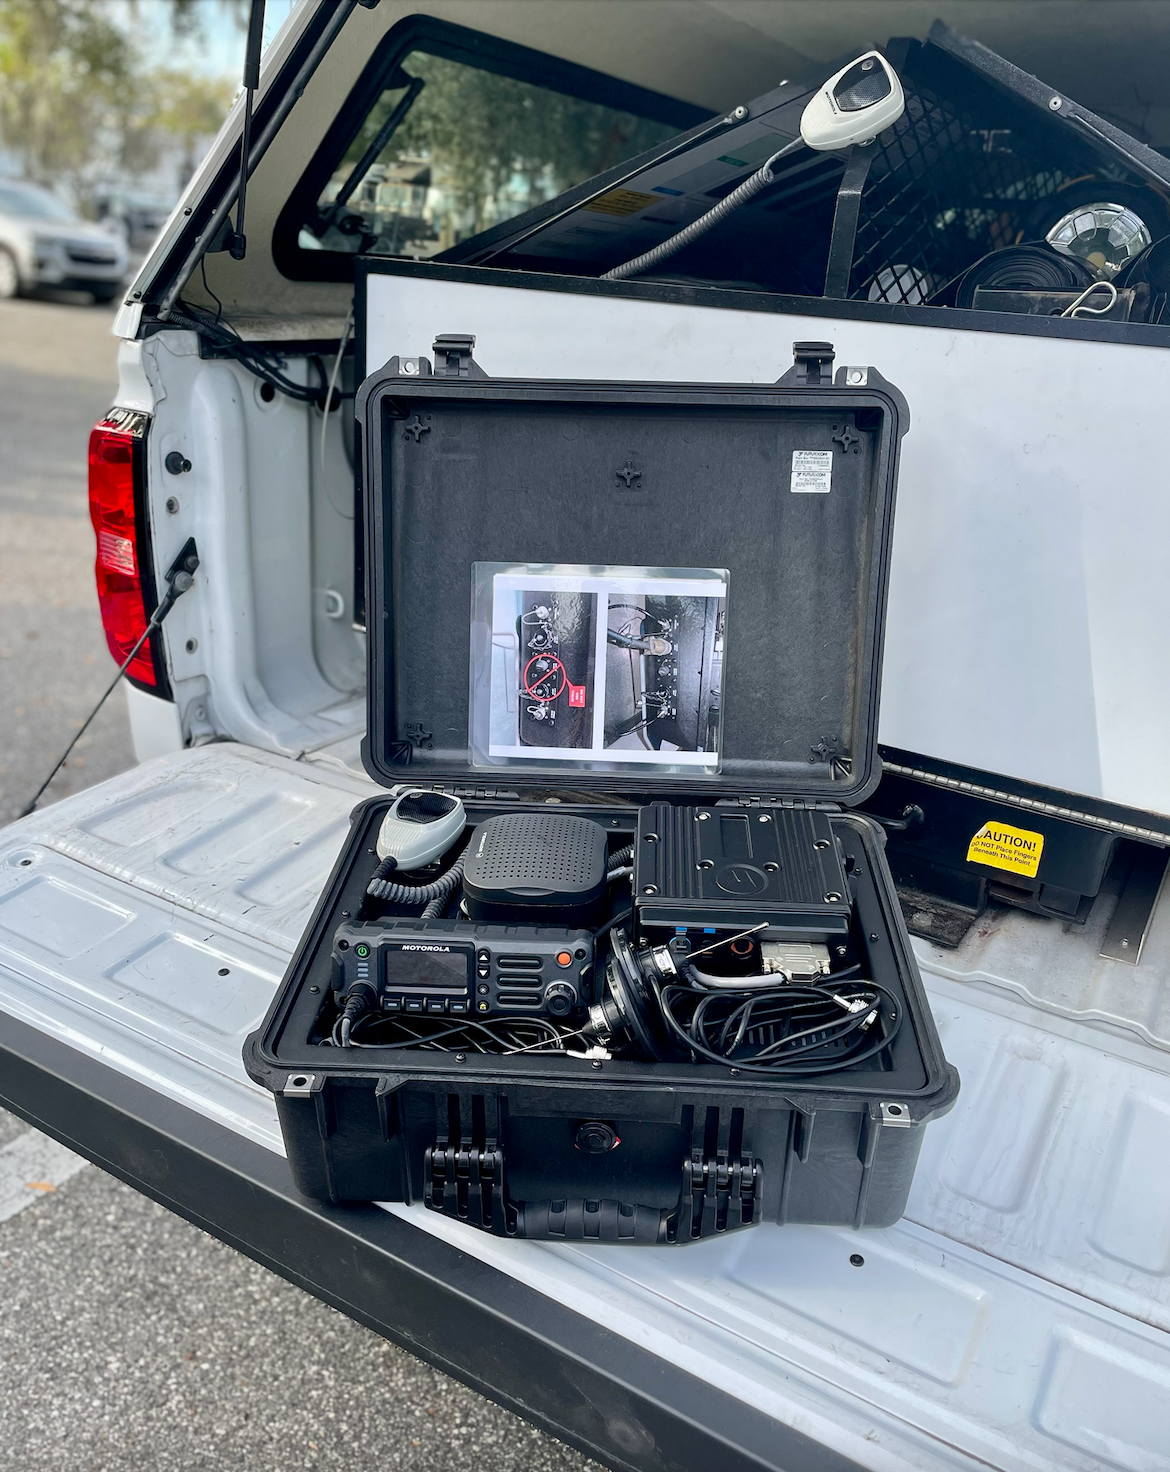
left=244, top=337, right=959, bottom=1242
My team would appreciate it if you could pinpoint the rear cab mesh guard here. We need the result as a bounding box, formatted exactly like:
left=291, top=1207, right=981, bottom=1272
left=852, top=69, right=1066, bottom=304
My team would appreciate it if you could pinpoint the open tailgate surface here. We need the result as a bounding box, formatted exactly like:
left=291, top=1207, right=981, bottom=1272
left=1, top=745, right=1169, bottom=1472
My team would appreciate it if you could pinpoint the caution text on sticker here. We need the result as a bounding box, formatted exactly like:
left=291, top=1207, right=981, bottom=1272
left=966, top=820, right=1045, bottom=878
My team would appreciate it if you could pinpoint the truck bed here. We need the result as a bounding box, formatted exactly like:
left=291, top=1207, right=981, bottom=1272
left=1, top=744, right=1167, bottom=1472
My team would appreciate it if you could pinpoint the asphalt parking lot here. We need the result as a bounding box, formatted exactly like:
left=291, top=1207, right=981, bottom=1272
left=0, top=296, right=600, bottom=1472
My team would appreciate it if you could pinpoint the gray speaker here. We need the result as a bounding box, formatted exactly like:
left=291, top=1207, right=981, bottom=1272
left=463, top=813, right=609, bottom=925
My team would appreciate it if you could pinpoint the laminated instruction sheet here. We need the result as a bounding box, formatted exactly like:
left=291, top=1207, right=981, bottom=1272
left=470, top=564, right=727, bottom=772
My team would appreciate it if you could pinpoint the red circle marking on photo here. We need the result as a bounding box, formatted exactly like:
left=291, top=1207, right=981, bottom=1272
left=523, top=654, right=568, bottom=701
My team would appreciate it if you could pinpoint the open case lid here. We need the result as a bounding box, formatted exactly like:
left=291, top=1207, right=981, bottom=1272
left=356, top=337, right=908, bottom=804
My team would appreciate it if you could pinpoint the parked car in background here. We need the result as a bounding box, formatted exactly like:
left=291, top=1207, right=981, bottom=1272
left=93, top=188, right=176, bottom=259
left=0, top=178, right=128, bottom=302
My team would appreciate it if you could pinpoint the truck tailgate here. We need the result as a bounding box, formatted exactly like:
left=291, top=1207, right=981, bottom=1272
left=0, top=744, right=1168, bottom=1472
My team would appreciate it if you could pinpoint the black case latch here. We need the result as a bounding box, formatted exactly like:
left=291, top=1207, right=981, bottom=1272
left=670, top=1148, right=761, bottom=1241
left=432, top=333, right=486, bottom=378
left=790, top=340, right=836, bottom=384
left=424, top=1127, right=511, bottom=1233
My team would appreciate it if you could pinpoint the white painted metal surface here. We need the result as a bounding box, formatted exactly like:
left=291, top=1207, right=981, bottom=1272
left=365, top=273, right=1170, bottom=819
left=1, top=745, right=1168, bottom=1470
left=124, top=682, right=184, bottom=764
left=119, top=332, right=365, bottom=761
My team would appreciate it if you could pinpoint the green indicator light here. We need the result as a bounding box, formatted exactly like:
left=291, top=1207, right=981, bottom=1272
left=355, top=944, right=370, bottom=958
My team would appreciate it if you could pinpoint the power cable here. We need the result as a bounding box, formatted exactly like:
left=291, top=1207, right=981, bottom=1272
left=21, top=540, right=200, bottom=817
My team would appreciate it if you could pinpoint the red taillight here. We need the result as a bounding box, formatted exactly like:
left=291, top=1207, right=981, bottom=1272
left=88, top=414, right=160, bottom=689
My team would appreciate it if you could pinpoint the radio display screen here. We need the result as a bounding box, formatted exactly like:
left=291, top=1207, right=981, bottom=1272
left=384, top=946, right=470, bottom=991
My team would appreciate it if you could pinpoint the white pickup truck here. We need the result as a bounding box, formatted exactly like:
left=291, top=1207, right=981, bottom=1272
left=4, top=5, right=1170, bottom=1470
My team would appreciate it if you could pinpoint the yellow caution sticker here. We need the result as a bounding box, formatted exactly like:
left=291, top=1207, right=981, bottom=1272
left=582, top=189, right=658, bottom=217
left=966, top=820, right=1044, bottom=878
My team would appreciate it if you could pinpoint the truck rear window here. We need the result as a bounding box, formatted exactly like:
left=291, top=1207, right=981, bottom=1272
left=283, top=20, right=708, bottom=274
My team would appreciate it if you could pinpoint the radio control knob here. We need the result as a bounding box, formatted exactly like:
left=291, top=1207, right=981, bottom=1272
left=544, top=982, right=576, bottom=1017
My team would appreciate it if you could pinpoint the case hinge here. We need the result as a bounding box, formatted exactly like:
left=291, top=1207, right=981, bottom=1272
left=718, top=795, right=842, bottom=811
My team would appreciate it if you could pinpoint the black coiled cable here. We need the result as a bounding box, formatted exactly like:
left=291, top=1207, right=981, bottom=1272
left=654, top=967, right=901, bottom=1075
left=366, top=852, right=465, bottom=907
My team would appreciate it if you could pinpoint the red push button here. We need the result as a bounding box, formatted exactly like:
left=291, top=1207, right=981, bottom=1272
left=556, top=951, right=572, bottom=967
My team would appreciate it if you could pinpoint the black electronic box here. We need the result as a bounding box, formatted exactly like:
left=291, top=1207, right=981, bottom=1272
left=245, top=288, right=958, bottom=1245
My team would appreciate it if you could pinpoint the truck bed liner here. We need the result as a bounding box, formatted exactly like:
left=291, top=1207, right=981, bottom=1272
left=0, top=745, right=1167, bottom=1472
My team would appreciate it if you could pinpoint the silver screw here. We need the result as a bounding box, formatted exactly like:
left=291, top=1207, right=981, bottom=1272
left=696, top=811, right=709, bottom=821
left=848, top=369, right=865, bottom=385
left=1049, top=96, right=1062, bottom=110
left=732, top=105, right=748, bottom=120
left=403, top=360, right=418, bottom=375
left=759, top=814, right=771, bottom=823
left=455, top=1053, right=466, bottom=1062
left=591, top=1059, right=603, bottom=1070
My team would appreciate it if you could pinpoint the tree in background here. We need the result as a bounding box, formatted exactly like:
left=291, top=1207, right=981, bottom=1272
left=147, top=68, right=235, bottom=195
left=389, top=53, right=672, bottom=233
left=0, top=0, right=233, bottom=210
left=331, top=52, right=676, bottom=249
left=0, top=0, right=139, bottom=198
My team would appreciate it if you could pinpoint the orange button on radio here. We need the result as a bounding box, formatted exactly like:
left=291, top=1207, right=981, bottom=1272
left=555, top=951, right=573, bottom=967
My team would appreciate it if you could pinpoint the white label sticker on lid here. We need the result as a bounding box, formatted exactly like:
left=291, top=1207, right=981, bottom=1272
left=790, top=450, right=833, bottom=493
